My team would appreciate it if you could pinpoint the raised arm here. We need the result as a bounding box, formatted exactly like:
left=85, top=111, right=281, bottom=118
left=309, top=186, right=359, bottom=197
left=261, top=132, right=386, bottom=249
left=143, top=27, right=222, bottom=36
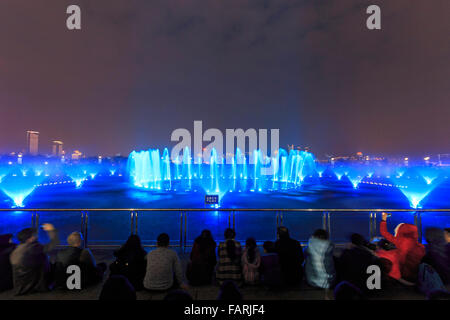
left=41, top=223, right=59, bottom=253
left=380, top=212, right=396, bottom=244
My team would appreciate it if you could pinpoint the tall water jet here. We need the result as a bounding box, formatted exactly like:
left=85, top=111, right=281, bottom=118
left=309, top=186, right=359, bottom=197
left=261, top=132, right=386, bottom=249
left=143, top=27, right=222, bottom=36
left=0, top=171, right=44, bottom=207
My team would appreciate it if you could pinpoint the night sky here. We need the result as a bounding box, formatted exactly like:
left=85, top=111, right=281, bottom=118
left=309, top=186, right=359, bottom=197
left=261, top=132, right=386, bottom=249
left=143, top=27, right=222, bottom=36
left=0, top=0, right=449, bottom=158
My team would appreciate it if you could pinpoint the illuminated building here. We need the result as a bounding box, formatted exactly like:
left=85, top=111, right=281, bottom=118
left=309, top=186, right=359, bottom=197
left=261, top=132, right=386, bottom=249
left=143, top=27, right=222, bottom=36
left=26, top=131, right=39, bottom=155
left=52, top=140, right=64, bottom=157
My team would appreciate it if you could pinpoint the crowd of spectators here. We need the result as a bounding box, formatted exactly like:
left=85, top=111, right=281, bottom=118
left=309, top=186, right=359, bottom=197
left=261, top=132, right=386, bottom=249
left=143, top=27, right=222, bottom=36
left=0, top=212, right=449, bottom=300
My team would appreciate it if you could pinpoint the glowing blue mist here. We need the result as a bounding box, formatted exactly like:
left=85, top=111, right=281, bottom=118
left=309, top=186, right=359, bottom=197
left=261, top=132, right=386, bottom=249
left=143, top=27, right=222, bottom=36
left=0, top=171, right=45, bottom=207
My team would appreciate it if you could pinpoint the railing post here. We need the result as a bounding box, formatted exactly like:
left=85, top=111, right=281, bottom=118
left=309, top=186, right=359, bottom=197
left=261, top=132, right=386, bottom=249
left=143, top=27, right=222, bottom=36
left=415, top=212, right=422, bottom=243
left=84, top=211, right=89, bottom=249
left=228, top=211, right=231, bottom=228
left=180, top=211, right=183, bottom=249
left=184, top=211, right=187, bottom=252
left=232, top=210, right=236, bottom=230
left=322, top=211, right=327, bottom=230
left=327, top=212, right=331, bottom=239
left=373, top=212, right=377, bottom=238
left=135, top=211, right=138, bottom=235
left=130, top=211, right=135, bottom=235
left=276, top=211, right=279, bottom=228
left=280, top=211, right=283, bottom=226
left=369, top=212, right=373, bottom=240
left=35, top=212, right=39, bottom=230
left=31, top=211, right=35, bottom=229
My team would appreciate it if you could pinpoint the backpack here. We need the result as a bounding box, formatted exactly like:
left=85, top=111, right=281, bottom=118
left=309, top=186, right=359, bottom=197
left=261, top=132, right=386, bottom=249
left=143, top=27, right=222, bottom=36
left=417, top=263, right=446, bottom=296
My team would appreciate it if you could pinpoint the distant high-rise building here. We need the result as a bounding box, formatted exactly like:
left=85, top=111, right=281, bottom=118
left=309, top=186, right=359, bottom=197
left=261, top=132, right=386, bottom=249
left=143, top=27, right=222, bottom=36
left=26, top=131, right=39, bottom=155
left=52, top=140, right=64, bottom=157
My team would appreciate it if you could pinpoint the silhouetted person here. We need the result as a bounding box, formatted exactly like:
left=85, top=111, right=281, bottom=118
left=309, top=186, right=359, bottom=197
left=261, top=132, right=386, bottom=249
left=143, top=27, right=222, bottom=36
left=216, top=228, right=242, bottom=286
left=0, top=234, right=15, bottom=292
left=55, top=232, right=106, bottom=289
left=10, top=224, right=59, bottom=295
left=260, top=241, right=283, bottom=289
left=110, top=234, right=147, bottom=290
left=305, top=229, right=336, bottom=289
left=422, top=227, right=450, bottom=285
left=275, top=227, right=304, bottom=287
left=242, top=237, right=260, bottom=285
left=186, top=229, right=216, bottom=286
left=217, top=280, right=243, bottom=301
left=337, top=233, right=381, bottom=292
left=143, top=233, right=187, bottom=291
left=99, top=274, right=136, bottom=300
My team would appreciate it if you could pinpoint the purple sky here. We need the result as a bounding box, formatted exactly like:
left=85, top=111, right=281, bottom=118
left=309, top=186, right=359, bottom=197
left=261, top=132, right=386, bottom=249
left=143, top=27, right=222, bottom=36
left=0, top=0, right=449, bottom=157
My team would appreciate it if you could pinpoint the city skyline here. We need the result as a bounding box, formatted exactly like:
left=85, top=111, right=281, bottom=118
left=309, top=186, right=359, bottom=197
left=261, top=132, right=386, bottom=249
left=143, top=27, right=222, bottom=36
left=1, top=1, right=449, bottom=158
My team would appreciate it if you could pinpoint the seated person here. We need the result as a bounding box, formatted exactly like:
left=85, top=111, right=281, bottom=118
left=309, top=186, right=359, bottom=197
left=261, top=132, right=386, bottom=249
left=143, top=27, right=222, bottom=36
left=186, top=229, right=216, bottom=286
left=337, top=233, right=381, bottom=292
left=275, top=227, right=304, bottom=287
left=422, top=227, right=450, bottom=285
left=10, top=224, right=59, bottom=295
left=216, top=228, right=242, bottom=286
left=110, top=234, right=147, bottom=290
left=259, top=241, right=282, bottom=289
left=305, top=229, right=336, bottom=289
left=242, top=237, right=261, bottom=285
left=376, top=212, right=425, bottom=283
left=54, top=232, right=106, bottom=289
left=143, top=233, right=187, bottom=291
left=0, top=234, right=16, bottom=292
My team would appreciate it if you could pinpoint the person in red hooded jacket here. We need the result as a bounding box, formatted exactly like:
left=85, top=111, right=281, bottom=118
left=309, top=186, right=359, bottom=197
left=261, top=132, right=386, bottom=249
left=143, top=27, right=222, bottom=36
left=376, top=212, right=426, bottom=283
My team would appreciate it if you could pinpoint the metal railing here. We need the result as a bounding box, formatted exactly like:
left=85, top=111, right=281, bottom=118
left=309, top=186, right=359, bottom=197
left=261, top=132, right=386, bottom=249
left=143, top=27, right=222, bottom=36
left=1, top=208, right=449, bottom=249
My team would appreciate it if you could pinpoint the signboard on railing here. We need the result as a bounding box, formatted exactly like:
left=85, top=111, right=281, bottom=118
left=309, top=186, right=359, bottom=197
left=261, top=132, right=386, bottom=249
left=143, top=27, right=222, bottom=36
left=205, top=195, right=219, bottom=205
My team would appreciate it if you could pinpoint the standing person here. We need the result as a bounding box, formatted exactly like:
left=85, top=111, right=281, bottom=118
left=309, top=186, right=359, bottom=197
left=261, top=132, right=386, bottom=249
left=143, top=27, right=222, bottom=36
left=376, top=212, right=425, bottom=283
left=274, top=227, right=304, bottom=287
left=216, top=228, right=242, bottom=286
left=10, top=224, right=59, bottom=295
left=143, top=233, right=187, bottom=291
left=242, top=237, right=260, bottom=285
left=260, top=241, right=283, bottom=289
left=422, top=227, right=450, bottom=285
left=0, top=234, right=16, bottom=292
left=186, top=229, right=217, bottom=286
left=54, top=232, right=106, bottom=289
left=110, top=234, right=147, bottom=290
left=305, top=229, right=336, bottom=290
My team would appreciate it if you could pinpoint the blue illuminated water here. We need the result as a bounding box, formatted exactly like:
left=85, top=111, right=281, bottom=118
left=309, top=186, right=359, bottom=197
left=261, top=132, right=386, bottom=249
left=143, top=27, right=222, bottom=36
left=0, top=149, right=449, bottom=244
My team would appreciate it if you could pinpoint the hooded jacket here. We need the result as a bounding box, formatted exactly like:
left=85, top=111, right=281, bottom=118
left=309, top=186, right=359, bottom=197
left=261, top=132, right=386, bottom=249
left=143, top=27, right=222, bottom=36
left=377, top=221, right=425, bottom=281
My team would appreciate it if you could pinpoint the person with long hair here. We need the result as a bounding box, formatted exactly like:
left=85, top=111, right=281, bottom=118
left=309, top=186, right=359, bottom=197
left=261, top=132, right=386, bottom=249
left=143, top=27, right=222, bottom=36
left=242, top=237, right=260, bottom=285
left=186, top=229, right=217, bottom=286
left=275, top=227, right=304, bottom=287
left=216, top=228, right=242, bottom=286
left=110, top=234, right=147, bottom=290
